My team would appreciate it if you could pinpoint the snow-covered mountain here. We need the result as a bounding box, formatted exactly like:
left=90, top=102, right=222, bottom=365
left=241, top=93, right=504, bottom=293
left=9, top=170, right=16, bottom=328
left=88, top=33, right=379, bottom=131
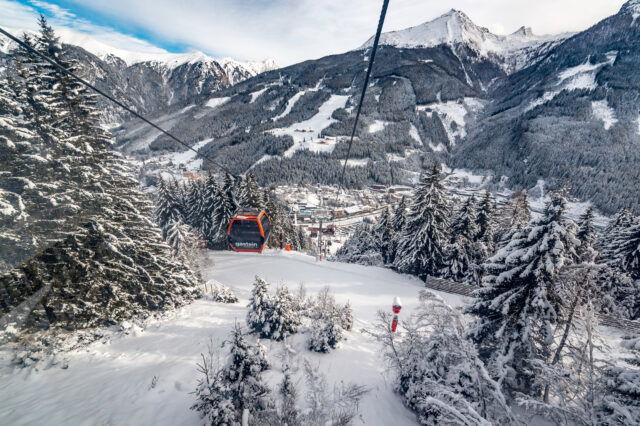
left=0, top=28, right=278, bottom=125
left=360, top=10, right=571, bottom=73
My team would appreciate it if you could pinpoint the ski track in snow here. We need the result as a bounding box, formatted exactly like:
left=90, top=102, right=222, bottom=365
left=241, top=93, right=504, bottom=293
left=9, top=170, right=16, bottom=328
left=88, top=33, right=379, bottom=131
left=1, top=250, right=471, bottom=426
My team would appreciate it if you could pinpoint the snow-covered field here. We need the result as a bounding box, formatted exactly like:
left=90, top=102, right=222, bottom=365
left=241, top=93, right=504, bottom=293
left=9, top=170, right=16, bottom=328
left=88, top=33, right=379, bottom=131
left=0, top=250, right=470, bottom=426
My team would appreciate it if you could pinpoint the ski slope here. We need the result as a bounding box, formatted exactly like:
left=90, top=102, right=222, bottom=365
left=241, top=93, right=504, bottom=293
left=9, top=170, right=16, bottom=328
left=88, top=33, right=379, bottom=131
left=0, top=250, right=470, bottom=426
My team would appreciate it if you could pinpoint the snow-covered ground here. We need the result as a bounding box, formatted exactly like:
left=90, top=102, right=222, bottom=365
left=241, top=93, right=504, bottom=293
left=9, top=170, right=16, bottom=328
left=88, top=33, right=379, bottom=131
left=269, top=94, right=350, bottom=157
left=0, top=251, right=469, bottom=426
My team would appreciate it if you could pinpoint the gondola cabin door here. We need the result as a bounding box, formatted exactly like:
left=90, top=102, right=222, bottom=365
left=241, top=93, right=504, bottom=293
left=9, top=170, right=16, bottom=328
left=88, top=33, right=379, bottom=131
left=227, top=210, right=271, bottom=253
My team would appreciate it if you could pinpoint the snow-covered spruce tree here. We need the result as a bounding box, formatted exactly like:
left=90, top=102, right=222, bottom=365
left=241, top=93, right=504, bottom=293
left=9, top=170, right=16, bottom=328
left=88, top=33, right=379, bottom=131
left=451, top=195, right=479, bottom=241
left=475, top=190, right=496, bottom=253
left=594, top=265, right=640, bottom=320
left=192, top=324, right=271, bottom=425
left=1, top=17, right=200, bottom=338
left=374, top=207, right=395, bottom=265
left=465, top=190, right=579, bottom=396
left=443, top=196, right=484, bottom=283
left=300, top=359, right=368, bottom=426
left=395, top=165, right=451, bottom=280
left=598, top=335, right=640, bottom=425
left=599, top=208, right=635, bottom=265
left=265, top=192, right=300, bottom=250
left=155, top=178, right=182, bottom=237
left=246, top=276, right=273, bottom=337
left=390, top=196, right=408, bottom=263
left=334, top=223, right=383, bottom=266
left=165, top=219, right=205, bottom=281
left=576, top=207, right=598, bottom=263
left=261, top=286, right=302, bottom=341
left=378, top=290, right=514, bottom=425
left=185, top=179, right=204, bottom=229
left=495, top=190, right=531, bottom=244
left=211, top=172, right=239, bottom=248
left=240, top=173, right=264, bottom=210
left=199, top=173, right=223, bottom=247
left=307, top=287, right=349, bottom=353
left=519, top=297, right=611, bottom=425
left=0, top=73, right=40, bottom=271
left=308, top=317, right=343, bottom=353
left=614, top=221, right=640, bottom=279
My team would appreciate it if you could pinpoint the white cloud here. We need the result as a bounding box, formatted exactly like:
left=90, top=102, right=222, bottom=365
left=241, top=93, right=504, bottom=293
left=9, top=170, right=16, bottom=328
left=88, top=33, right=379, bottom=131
left=0, top=0, right=169, bottom=55
left=0, top=0, right=629, bottom=65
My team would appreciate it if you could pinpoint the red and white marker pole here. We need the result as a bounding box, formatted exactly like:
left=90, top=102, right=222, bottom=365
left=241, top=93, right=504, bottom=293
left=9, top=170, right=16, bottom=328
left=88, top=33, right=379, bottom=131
left=391, top=296, right=402, bottom=333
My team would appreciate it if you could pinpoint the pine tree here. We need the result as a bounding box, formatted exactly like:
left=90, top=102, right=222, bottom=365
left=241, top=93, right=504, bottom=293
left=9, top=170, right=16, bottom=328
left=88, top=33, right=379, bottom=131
left=475, top=190, right=495, bottom=252
left=465, top=190, right=579, bottom=396
left=246, top=276, right=273, bottom=336
left=199, top=173, right=223, bottom=246
left=155, top=178, right=182, bottom=236
left=186, top=179, right=204, bottom=229
left=576, top=207, right=598, bottom=263
left=598, top=335, right=640, bottom=425
left=192, top=324, right=271, bottom=425
left=379, top=290, right=514, bottom=425
left=451, top=195, right=478, bottom=242
left=1, top=17, right=201, bottom=340
left=394, top=165, right=451, bottom=280
left=241, top=173, right=264, bottom=210
left=374, top=207, right=395, bottom=264
left=392, top=196, right=407, bottom=234
left=600, top=208, right=635, bottom=265
left=216, top=173, right=239, bottom=241
left=615, top=222, right=640, bottom=279
left=262, top=286, right=301, bottom=341
left=334, top=223, right=382, bottom=266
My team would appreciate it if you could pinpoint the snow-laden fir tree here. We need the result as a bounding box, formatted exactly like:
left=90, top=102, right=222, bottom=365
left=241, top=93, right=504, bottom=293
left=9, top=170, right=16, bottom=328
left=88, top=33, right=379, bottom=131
left=1, top=17, right=200, bottom=338
left=576, top=207, right=598, bottom=263
left=598, top=335, right=640, bottom=425
left=199, top=173, right=224, bottom=246
left=599, top=208, right=635, bottom=265
left=246, top=276, right=272, bottom=336
left=378, top=290, right=514, bottom=425
left=155, top=178, right=182, bottom=237
left=240, top=173, right=264, bottom=210
left=614, top=221, right=640, bottom=279
left=261, top=286, right=301, bottom=341
left=394, top=165, right=451, bottom=280
left=465, top=190, right=579, bottom=396
left=475, top=190, right=495, bottom=252
left=442, top=195, right=484, bottom=283
left=373, top=207, right=395, bottom=265
left=495, top=189, right=531, bottom=244
left=308, top=317, right=344, bottom=353
left=391, top=195, right=407, bottom=234
left=0, top=73, right=39, bottom=271
left=185, top=179, right=204, bottom=229
left=333, top=223, right=383, bottom=266
left=192, top=324, right=271, bottom=425
left=451, top=195, right=478, bottom=241
left=211, top=173, right=239, bottom=248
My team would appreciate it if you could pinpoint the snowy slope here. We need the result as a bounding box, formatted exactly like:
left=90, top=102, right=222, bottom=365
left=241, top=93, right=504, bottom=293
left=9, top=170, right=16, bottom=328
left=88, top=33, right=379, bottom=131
left=0, top=250, right=469, bottom=426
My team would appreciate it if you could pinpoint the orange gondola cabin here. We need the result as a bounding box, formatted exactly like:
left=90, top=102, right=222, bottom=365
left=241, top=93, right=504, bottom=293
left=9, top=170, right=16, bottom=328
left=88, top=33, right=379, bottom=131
left=227, top=210, right=271, bottom=253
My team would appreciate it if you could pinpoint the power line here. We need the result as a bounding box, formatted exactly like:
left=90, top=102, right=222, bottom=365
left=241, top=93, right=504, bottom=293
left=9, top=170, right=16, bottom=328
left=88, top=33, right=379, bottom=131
left=0, top=26, right=234, bottom=176
left=337, top=0, right=390, bottom=190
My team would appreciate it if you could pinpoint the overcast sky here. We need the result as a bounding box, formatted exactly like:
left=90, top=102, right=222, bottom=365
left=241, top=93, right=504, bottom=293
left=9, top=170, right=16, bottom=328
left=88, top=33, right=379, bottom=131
left=1, top=0, right=629, bottom=65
